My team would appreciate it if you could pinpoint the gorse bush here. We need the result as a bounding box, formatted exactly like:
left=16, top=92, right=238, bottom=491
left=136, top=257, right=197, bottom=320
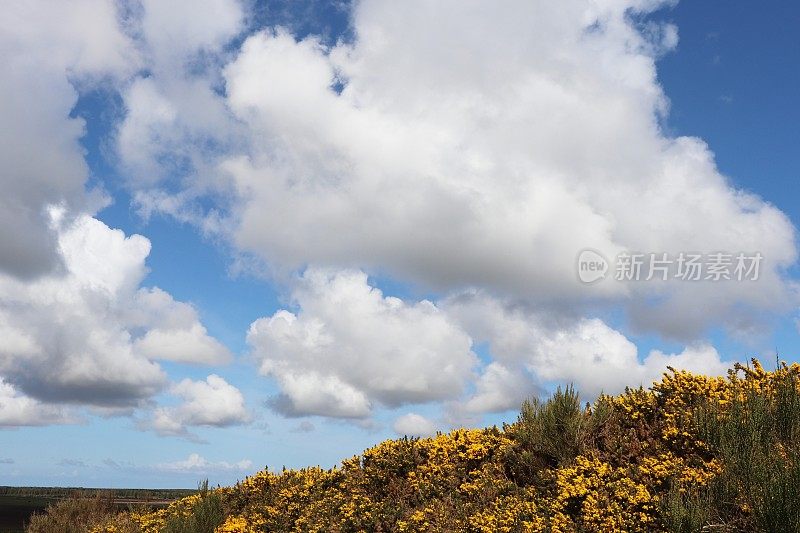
left=664, top=363, right=800, bottom=532
left=30, top=359, right=800, bottom=532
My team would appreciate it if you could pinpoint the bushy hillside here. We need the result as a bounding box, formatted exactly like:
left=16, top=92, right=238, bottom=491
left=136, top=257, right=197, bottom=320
left=30, top=360, right=800, bottom=532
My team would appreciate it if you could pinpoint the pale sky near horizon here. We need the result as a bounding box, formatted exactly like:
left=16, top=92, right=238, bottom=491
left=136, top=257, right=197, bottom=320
left=1, top=0, right=799, bottom=488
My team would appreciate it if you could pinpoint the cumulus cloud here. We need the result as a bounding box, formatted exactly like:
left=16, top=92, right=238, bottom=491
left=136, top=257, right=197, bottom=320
left=0, top=378, right=75, bottom=427
left=131, top=288, right=231, bottom=365
left=5, top=0, right=789, bottom=429
left=116, top=0, right=246, bottom=220
left=0, top=214, right=229, bottom=412
left=211, top=0, right=796, bottom=340
left=246, top=269, right=733, bottom=420
left=443, top=291, right=732, bottom=402
left=465, top=362, right=538, bottom=414
left=393, top=413, right=438, bottom=438
left=147, top=375, right=250, bottom=439
left=0, top=0, right=137, bottom=279
left=155, top=453, right=252, bottom=474
left=247, top=268, right=477, bottom=418
left=103, top=0, right=779, bottom=424
left=0, top=2, right=227, bottom=422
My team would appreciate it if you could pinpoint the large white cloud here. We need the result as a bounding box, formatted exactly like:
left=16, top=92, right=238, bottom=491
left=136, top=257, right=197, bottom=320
left=116, top=0, right=246, bottom=220
left=0, top=214, right=230, bottom=414
left=0, top=0, right=137, bottom=279
left=5, top=0, right=791, bottom=429
left=247, top=268, right=477, bottom=418
left=443, top=290, right=732, bottom=403
left=212, top=0, right=797, bottom=340
left=0, top=378, right=75, bottom=427
left=245, top=268, right=731, bottom=420
left=109, top=1, right=798, bottom=412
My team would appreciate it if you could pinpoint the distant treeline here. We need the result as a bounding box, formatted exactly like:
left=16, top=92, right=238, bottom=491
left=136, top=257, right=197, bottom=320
left=0, top=486, right=195, bottom=501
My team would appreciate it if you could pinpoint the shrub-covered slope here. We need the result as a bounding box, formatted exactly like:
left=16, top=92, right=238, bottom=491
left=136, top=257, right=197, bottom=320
left=32, top=360, right=800, bottom=532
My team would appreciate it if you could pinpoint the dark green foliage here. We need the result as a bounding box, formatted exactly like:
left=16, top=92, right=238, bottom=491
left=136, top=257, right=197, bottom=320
left=660, top=483, right=714, bottom=533
left=663, top=368, right=800, bottom=532
left=162, top=480, right=225, bottom=533
left=505, top=385, right=595, bottom=484
left=518, top=385, right=585, bottom=462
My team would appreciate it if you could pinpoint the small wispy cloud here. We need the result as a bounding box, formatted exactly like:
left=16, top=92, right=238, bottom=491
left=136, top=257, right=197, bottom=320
left=290, top=420, right=316, bottom=433
left=155, top=453, right=253, bottom=474
left=57, top=459, right=87, bottom=467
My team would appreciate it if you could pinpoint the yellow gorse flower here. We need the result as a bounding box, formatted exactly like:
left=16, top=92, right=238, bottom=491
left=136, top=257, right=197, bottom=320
left=94, top=359, right=800, bottom=533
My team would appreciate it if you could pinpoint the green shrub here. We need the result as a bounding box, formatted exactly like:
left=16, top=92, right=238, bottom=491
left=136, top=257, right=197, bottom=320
left=505, top=385, right=594, bottom=484
left=659, top=483, right=714, bottom=533
left=663, top=367, right=800, bottom=532
left=162, top=481, right=225, bottom=533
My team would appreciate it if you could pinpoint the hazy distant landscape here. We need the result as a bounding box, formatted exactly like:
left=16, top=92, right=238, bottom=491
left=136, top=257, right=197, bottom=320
left=0, top=488, right=193, bottom=533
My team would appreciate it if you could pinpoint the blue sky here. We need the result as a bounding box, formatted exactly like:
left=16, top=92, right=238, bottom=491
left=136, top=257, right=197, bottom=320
left=658, top=1, right=800, bottom=222
left=1, top=0, right=799, bottom=488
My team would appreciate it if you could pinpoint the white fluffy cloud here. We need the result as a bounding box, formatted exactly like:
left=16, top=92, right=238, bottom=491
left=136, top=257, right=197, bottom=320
left=0, top=378, right=74, bottom=427
left=131, top=288, right=231, bottom=365
left=107, top=0, right=797, bottom=420
left=0, top=214, right=229, bottom=414
left=443, top=291, right=732, bottom=402
left=245, top=267, right=734, bottom=420
left=155, top=453, right=252, bottom=474
left=111, top=0, right=798, bottom=342
left=4, top=0, right=792, bottom=429
left=393, top=413, right=438, bottom=438
left=0, top=0, right=137, bottom=279
left=465, top=362, right=538, bottom=414
left=148, top=375, right=250, bottom=439
left=116, top=0, right=246, bottom=218
left=247, top=268, right=477, bottom=418
left=213, top=0, right=796, bottom=340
